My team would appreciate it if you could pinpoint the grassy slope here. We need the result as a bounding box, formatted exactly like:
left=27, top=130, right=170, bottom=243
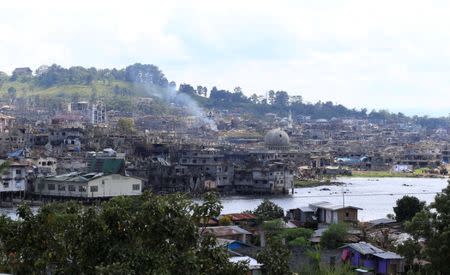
left=0, top=80, right=165, bottom=99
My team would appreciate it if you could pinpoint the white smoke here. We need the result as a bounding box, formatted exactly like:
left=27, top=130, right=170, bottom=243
left=142, top=84, right=218, bottom=131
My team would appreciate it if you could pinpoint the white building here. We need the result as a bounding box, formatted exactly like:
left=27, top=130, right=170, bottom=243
left=0, top=160, right=29, bottom=193
left=33, top=157, right=57, bottom=176
left=36, top=173, right=143, bottom=198
left=0, top=114, right=15, bottom=133
left=91, top=100, right=107, bottom=125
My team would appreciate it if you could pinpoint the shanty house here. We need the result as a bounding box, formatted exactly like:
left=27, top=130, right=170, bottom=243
left=309, top=201, right=362, bottom=224
left=287, top=206, right=316, bottom=227
left=202, top=226, right=252, bottom=243
left=341, top=242, right=404, bottom=274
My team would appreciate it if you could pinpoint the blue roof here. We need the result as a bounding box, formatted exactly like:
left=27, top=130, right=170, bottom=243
left=7, top=149, right=25, bottom=159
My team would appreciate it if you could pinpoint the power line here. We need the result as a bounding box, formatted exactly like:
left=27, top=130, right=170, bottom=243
left=292, top=191, right=440, bottom=198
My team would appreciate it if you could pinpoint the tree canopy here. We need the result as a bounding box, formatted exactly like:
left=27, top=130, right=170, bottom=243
left=257, top=238, right=291, bottom=275
left=253, top=199, right=284, bottom=222
left=0, top=192, right=248, bottom=274
left=320, top=223, right=348, bottom=249
left=2, top=63, right=449, bottom=126
left=393, top=195, right=426, bottom=223
left=405, top=182, right=450, bottom=274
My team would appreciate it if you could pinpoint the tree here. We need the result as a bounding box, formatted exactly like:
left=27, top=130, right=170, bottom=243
left=253, top=199, right=284, bottom=222
left=320, top=223, right=348, bottom=249
left=116, top=118, right=135, bottom=134
left=274, top=91, right=289, bottom=107
left=179, top=84, right=196, bottom=95
left=268, top=90, right=275, bottom=105
left=0, top=193, right=248, bottom=274
left=218, top=216, right=232, bottom=226
left=405, top=182, right=450, bottom=273
left=196, top=85, right=204, bottom=96
left=290, top=95, right=303, bottom=104
left=276, top=227, right=313, bottom=247
left=257, top=238, right=291, bottom=275
left=124, top=63, right=168, bottom=87
left=393, top=195, right=425, bottom=223
left=250, top=93, right=259, bottom=104
left=0, top=160, right=10, bottom=176
left=0, top=71, right=8, bottom=88
left=396, top=238, right=422, bottom=271
left=253, top=199, right=284, bottom=248
left=7, top=87, right=16, bottom=100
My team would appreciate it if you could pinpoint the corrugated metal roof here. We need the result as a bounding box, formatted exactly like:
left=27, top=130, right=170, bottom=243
left=341, top=242, right=403, bottom=260
left=299, top=206, right=314, bottom=212
left=367, top=218, right=396, bottom=226
left=202, top=226, right=252, bottom=237
left=45, top=172, right=104, bottom=183
left=224, top=213, right=256, bottom=221
left=375, top=251, right=404, bottom=260
left=309, top=201, right=362, bottom=211
left=344, top=242, right=384, bottom=255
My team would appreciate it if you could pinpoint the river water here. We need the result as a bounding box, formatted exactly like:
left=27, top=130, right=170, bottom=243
left=1, top=178, right=447, bottom=221
left=220, top=177, right=449, bottom=221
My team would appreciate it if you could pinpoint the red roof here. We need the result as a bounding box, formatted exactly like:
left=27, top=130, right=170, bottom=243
left=224, top=213, right=257, bottom=221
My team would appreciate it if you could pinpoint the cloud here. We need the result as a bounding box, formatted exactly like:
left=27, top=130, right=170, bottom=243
left=1, top=0, right=450, bottom=115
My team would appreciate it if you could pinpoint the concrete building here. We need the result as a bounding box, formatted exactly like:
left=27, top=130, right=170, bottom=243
left=35, top=172, right=143, bottom=198
left=0, top=160, right=29, bottom=193
left=33, top=157, right=57, bottom=176
left=91, top=100, right=107, bottom=125
left=0, top=114, right=15, bottom=133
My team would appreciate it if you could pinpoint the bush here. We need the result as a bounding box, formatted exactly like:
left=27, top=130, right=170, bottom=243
left=218, top=216, right=232, bottom=226
left=320, top=223, right=348, bottom=249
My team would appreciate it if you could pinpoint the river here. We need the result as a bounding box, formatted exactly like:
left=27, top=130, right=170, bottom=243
left=1, top=177, right=448, bottom=221
left=220, top=177, right=449, bottom=221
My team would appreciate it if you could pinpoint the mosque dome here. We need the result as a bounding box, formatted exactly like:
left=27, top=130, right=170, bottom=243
left=264, top=128, right=290, bottom=150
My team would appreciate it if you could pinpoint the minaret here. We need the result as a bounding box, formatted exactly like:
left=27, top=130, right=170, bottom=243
left=287, top=110, right=293, bottom=129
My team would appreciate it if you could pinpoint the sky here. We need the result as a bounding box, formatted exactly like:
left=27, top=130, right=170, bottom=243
left=1, top=0, right=450, bottom=116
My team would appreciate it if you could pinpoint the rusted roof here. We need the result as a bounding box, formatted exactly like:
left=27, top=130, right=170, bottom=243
left=224, top=213, right=257, bottom=221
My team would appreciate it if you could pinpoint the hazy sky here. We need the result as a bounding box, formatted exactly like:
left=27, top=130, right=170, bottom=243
left=1, top=0, right=450, bottom=116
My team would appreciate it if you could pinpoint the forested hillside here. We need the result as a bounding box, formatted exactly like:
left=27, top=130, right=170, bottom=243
left=0, top=63, right=449, bottom=128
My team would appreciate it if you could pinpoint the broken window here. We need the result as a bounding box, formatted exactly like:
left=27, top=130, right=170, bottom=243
left=132, top=184, right=140, bottom=191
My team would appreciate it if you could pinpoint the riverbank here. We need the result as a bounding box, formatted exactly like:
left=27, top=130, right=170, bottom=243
left=293, top=178, right=345, bottom=188
left=350, top=170, right=446, bottom=178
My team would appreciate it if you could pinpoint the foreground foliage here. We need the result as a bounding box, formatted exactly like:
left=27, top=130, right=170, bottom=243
left=0, top=192, right=247, bottom=274
left=405, top=183, right=450, bottom=274
left=320, top=223, right=348, bottom=249
left=257, top=238, right=291, bottom=275
left=393, top=195, right=426, bottom=223
left=253, top=199, right=285, bottom=222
